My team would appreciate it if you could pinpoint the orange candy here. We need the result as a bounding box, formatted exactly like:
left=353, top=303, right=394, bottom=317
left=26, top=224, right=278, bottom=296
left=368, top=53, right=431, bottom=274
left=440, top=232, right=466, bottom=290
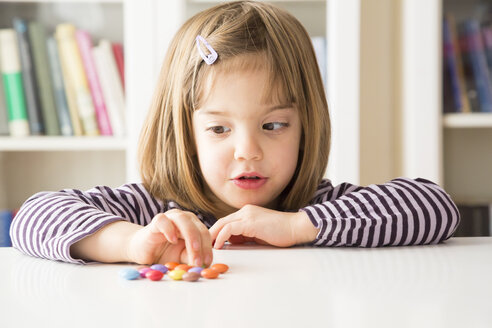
left=164, top=262, right=179, bottom=270
left=201, top=268, right=219, bottom=279
left=211, top=263, right=229, bottom=274
left=175, top=264, right=192, bottom=272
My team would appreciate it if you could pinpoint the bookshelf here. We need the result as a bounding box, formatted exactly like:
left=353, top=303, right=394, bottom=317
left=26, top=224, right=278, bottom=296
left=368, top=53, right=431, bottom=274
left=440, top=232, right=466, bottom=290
left=0, top=0, right=126, bottom=210
left=440, top=0, right=492, bottom=206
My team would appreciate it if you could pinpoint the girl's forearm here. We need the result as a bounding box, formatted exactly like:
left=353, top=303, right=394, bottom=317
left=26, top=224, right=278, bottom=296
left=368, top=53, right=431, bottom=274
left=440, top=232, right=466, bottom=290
left=70, top=220, right=142, bottom=263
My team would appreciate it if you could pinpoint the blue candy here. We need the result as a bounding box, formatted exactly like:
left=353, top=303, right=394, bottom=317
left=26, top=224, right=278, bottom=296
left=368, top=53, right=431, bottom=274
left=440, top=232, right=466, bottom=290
left=119, top=268, right=140, bottom=280
left=188, top=266, right=204, bottom=274
left=150, top=264, right=169, bottom=274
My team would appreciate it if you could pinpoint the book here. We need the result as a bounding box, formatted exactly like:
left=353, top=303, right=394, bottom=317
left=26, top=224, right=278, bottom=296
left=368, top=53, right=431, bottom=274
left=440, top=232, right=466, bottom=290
left=112, top=42, right=125, bottom=92
left=0, top=58, right=9, bottom=135
left=443, top=16, right=461, bottom=113
left=448, top=13, right=471, bottom=113
left=0, top=210, right=12, bottom=247
left=463, top=19, right=492, bottom=112
left=92, top=39, right=126, bottom=137
left=0, top=29, right=30, bottom=137
left=459, top=22, right=481, bottom=112
left=481, top=24, right=492, bottom=80
left=55, top=23, right=99, bottom=136
left=28, top=21, right=61, bottom=136
left=46, top=37, right=73, bottom=136
left=76, top=30, right=112, bottom=136
left=12, top=18, right=44, bottom=135
left=311, top=36, right=326, bottom=88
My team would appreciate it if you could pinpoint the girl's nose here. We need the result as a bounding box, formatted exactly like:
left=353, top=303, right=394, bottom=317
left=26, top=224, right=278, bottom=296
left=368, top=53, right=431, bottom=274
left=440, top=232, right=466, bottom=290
left=233, top=134, right=263, bottom=161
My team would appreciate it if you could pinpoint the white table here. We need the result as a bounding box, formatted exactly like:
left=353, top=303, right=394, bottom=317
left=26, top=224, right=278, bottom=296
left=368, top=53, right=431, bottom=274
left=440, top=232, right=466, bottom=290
left=1, top=237, right=491, bottom=328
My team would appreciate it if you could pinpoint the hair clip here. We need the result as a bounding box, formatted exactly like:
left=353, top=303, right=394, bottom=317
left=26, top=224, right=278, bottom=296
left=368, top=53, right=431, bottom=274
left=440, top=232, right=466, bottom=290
left=196, top=35, right=218, bottom=65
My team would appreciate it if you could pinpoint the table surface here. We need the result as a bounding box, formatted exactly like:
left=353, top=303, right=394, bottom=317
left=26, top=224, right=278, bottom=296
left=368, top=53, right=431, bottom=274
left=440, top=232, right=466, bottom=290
left=1, top=237, right=492, bottom=328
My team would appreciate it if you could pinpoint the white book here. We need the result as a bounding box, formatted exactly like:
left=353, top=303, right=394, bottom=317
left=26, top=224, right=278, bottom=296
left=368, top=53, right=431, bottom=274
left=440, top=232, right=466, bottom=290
left=92, top=39, right=125, bottom=137
left=311, top=36, right=327, bottom=87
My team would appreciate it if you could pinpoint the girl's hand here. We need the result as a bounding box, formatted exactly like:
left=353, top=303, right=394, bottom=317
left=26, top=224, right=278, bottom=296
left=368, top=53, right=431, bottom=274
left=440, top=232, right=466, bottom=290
left=209, top=205, right=319, bottom=249
left=127, top=209, right=213, bottom=267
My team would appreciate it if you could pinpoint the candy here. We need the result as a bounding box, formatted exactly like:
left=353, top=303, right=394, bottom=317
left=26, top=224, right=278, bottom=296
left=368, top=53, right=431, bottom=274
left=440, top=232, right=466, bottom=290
left=175, top=264, right=192, bottom=272
left=182, top=272, right=201, bottom=282
left=150, top=264, right=169, bottom=274
left=138, top=267, right=152, bottom=278
left=168, top=269, right=186, bottom=280
left=145, top=270, right=164, bottom=281
left=211, top=263, right=229, bottom=274
left=188, top=266, right=204, bottom=274
left=164, top=262, right=179, bottom=270
left=201, top=268, right=219, bottom=279
left=119, top=268, right=140, bottom=280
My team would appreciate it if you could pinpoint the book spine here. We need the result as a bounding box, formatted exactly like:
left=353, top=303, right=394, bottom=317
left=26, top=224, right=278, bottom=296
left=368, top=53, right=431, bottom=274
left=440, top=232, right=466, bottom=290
left=443, top=16, right=462, bottom=112
left=46, top=37, right=73, bottom=136
left=459, top=24, right=480, bottom=112
left=464, top=20, right=492, bottom=113
left=481, top=26, right=492, bottom=76
left=28, top=22, right=60, bottom=136
left=12, top=18, right=44, bottom=135
left=311, top=36, right=326, bottom=88
left=448, top=14, right=471, bottom=113
left=92, top=40, right=126, bottom=137
left=55, top=23, right=99, bottom=136
left=0, top=210, right=12, bottom=247
left=0, top=29, right=29, bottom=136
left=55, top=32, right=83, bottom=136
left=0, top=62, right=9, bottom=135
left=76, top=30, right=113, bottom=136
left=112, top=42, right=125, bottom=92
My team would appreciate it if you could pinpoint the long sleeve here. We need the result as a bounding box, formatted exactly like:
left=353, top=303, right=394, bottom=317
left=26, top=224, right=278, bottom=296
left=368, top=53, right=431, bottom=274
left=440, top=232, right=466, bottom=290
left=300, top=177, right=460, bottom=247
left=10, top=183, right=167, bottom=264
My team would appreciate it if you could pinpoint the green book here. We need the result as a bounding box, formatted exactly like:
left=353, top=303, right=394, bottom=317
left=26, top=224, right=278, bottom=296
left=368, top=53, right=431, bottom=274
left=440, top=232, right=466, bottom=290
left=0, top=29, right=29, bottom=136
left=13, top=18, right=44, bottom=135
left=28, top=22, right=60, bottom=135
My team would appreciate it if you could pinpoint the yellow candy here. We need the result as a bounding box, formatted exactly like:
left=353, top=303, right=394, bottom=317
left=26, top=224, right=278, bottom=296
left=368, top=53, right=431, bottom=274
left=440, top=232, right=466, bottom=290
left=168, top=269, right=186, bottom=280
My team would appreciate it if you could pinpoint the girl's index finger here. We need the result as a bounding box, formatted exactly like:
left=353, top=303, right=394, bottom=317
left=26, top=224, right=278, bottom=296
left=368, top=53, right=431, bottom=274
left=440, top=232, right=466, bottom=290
left=209, top=212, right=236, bottom=242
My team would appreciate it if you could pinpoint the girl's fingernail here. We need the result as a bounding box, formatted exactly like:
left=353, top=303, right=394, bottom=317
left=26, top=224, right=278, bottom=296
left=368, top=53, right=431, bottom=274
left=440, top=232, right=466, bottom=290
left=205, top=255, right=211, bottom=265
left=193, top=241, right=200, bottom=250
left=195, top=257, right=202, bottom=267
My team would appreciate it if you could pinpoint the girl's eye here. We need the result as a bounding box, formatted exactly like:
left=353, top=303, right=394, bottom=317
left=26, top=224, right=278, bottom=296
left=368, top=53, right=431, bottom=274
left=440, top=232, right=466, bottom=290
left=207, top=126, right=231, bottom=134
left=262, top=122, right=289, bottom=131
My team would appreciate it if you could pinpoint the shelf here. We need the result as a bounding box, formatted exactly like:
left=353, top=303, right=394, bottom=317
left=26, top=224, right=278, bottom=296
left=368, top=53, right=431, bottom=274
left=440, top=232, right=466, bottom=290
left=443, top=113, right=492, bottom=128
left=0, top=136, right=127, bottom=151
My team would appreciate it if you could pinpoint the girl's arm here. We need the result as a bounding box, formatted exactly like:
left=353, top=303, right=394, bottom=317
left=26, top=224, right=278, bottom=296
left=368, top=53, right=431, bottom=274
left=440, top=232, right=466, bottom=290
left=10, top=184, right=164, bottom=264
left=300, top=177, right=460, bottom=247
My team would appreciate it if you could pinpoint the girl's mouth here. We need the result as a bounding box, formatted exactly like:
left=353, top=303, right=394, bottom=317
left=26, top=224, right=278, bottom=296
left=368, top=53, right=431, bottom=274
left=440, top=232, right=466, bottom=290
left=232, top=172, right=268, bottom=189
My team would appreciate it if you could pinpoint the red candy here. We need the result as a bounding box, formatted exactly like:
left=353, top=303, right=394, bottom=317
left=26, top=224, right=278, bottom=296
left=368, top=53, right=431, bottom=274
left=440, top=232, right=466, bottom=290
left=145, top=269, right=164, bottom=281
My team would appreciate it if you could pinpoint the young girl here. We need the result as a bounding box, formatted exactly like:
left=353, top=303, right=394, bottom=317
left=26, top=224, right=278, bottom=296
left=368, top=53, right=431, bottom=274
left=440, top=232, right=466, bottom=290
left=10, top=1, right=459, bottom=267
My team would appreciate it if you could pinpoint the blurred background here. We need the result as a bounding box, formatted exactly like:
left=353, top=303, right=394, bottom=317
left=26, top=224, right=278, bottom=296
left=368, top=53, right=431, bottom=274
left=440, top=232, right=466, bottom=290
left=0, top=0, right=490, bottom=239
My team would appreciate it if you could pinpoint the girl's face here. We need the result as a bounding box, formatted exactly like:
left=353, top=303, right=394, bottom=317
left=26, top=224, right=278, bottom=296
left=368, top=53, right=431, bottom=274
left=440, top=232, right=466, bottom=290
left=193, top=67, right=302, bottom=214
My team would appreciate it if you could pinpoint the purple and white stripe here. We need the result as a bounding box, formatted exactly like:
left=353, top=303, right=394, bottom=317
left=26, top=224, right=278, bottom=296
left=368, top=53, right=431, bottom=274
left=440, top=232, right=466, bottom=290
left=301, top=177, right=460, bottom=247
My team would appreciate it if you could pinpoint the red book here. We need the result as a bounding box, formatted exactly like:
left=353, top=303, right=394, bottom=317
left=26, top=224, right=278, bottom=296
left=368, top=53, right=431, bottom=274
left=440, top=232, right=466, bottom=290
left=112, top=43, right=125, bottom=91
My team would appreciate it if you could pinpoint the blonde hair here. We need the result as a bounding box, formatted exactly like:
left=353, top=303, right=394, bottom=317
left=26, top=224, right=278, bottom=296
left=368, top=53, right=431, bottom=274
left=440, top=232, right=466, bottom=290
left=138, top=0, right=330, bottom=215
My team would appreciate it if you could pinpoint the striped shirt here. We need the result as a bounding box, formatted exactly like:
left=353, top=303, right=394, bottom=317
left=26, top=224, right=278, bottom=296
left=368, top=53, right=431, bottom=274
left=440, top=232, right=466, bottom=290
left=10, top=177, right=460, bottom=264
